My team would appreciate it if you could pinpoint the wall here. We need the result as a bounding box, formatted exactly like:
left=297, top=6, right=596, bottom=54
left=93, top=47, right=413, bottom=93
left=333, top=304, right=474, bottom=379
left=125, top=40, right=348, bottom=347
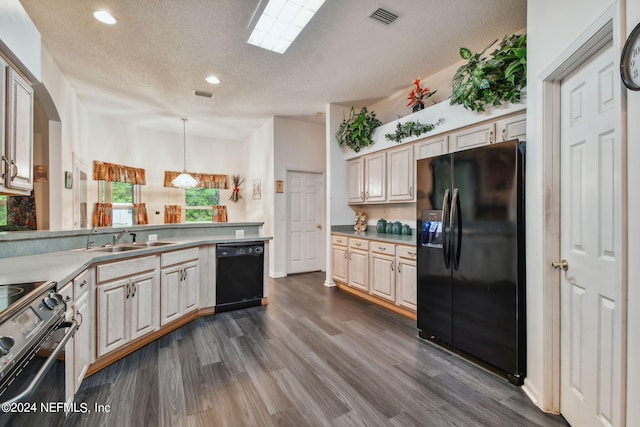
left=85, top=113, right=247, bottom=225
left=272, top=117, right=325, bottom=277
left=245, top=118, right=275, bottom=274
left=0, top=0, right=40, bottom=82
left=624, top=1, right=640, bottom=424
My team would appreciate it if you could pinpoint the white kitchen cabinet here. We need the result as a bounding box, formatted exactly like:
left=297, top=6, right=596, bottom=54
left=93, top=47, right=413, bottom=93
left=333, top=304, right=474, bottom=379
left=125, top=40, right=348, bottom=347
left=364, top=152, right=386, bottom=202
left=387, top=145, right=414, bottom=201
left=160, top=248, right=200, bottom=326
left=396, top=245, right=417, bottom=311
left=415, top=135, right=449, bottom=160
left=449, top=122, right=495, bottom=152
left=72, top=268, right=94, bottom=395
left=4, top=66, right=34, bottom=193
left=348, top=238, right=368, bottom=292
left=347, top=157, right=365, bottom=203
left=369, top=242, right=396, bottom=302
left=495, top=113, right=526, bottom=142
left=0, top=57, right=5, bottom=193
left=96, top=256, right=159, bottom=357
left=331, top=235, right=348, bottom=284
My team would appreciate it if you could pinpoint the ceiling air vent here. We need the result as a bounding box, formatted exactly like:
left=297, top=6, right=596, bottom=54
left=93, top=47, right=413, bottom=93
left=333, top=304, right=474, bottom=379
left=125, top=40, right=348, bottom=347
left=194, top=90, right=213, bottom=98
left=369, top=8, right=398, bottom=26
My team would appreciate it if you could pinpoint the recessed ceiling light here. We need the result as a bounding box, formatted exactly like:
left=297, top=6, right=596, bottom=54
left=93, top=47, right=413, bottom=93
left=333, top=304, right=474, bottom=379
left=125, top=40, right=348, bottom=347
left=248, top=0, right=326, bottom=54
left=205, top=75, right=220, bottom=85
left=94, top=10, right=117, bottom=25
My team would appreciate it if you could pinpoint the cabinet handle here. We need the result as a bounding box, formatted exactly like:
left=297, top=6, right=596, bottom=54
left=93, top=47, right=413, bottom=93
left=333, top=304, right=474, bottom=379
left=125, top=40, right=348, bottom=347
left=349, top=252, right=352, bottom=260
left=0, top=157, right=7, bottom=179
left=489, top=131, right=494, bottom=144
left=391, top=261, right=394, bottom=272
left=132, top=283, right=137, bottom=298
left=398, top=264, right=402, bottom=273
left=378, top=246, right=386, bottom=251
left=410, top=186, right=413, bottom=198
left=502, top=128, right=507, bottom=141
left=355, top=243, right=362, bottom=247
left=361, top=191, right=364, bottom=201
left=183, top=268, right=188, bottom=279
left=125, top=283, right=131, bottom=299
left=80, top=280, right=87, bottom=288
left=365, top=191, right=369, bottom=200
left=10, top=161, right=18, bottom=180
left=408, top=251, right=416, bottom=256
left=344, top=251, right=347, bottom=259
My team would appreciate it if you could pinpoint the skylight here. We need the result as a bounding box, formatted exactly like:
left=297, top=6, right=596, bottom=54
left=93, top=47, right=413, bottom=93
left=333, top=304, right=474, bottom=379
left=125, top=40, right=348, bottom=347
left=247, top=0, right=326, bottom=54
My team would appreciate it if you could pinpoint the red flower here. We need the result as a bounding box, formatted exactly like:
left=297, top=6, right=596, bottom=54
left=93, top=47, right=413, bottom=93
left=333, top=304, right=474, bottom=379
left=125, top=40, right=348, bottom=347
left=406, top=77, right=437, bottom=108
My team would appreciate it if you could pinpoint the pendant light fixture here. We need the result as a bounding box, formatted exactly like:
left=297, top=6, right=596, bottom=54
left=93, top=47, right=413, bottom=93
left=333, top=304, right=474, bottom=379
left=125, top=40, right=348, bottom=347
left=171, top=118, right=198, bottom=189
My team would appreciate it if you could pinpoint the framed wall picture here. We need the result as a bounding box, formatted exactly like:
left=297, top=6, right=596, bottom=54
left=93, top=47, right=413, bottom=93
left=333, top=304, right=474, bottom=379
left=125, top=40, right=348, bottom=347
left=64, top=171, right=73, bottom=189
left=252, top=179, right=261, bottom=200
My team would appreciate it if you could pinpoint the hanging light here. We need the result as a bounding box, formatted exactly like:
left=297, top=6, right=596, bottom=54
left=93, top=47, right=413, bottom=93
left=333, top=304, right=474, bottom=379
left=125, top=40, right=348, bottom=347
left=171, top=118, right=198, bottom=189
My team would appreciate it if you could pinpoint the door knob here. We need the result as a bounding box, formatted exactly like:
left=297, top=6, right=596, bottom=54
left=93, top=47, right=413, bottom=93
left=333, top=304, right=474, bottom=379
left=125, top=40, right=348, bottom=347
left=552, top=259, right=569, bottom=271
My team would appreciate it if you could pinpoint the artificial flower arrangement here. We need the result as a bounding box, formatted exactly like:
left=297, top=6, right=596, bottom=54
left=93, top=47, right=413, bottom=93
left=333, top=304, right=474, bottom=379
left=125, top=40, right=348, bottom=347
left=407, top=78, right=437, bottom=112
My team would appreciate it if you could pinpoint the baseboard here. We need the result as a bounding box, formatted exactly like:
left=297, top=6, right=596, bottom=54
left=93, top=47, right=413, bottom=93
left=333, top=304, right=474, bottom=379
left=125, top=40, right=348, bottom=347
left=324, top=279, right=336, bottom=288
left=269, top=271, right=287, bottom=278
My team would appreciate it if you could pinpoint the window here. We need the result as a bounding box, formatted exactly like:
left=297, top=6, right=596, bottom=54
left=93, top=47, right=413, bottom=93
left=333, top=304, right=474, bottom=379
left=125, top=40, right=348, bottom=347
left=0, top=196, right=7, bottom=226
left=99, top=181, right=138, bottom=226
left=185, top=188, right=219, bottom=222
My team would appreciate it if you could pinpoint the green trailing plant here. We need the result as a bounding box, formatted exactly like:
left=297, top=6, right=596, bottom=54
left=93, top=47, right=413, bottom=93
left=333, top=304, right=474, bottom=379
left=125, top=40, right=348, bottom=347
left=336, top=107, right=382, bottom=153
left=451, top=33, right=527, bottom=112
left=385, top=118, right=444, bottom=143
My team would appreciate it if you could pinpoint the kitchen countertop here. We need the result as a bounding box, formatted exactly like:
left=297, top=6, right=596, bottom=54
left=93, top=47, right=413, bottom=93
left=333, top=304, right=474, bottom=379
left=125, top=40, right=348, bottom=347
left=0, top=234, right=272, bottom=286
left=332, top=225, right=416, bottom=246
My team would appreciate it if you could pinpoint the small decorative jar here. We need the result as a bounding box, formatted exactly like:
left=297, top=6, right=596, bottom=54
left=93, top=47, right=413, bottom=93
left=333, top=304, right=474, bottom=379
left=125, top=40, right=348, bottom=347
left=376, top=218, right=387, bottom=233
left=392, top=221, right=402, bottom=234
left=385, top=222, right=394, bottom=234
left=402, top=224, right=412, bottom=235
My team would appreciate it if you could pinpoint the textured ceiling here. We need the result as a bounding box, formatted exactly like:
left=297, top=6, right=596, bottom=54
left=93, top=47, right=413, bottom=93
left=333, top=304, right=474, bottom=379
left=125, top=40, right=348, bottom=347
left=19, top=0, right=527, bottom=140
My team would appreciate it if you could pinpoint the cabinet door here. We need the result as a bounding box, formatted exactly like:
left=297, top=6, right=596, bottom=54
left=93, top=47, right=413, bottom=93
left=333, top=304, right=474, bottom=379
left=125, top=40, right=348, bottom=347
left=370, top=253, right=395, bottom=301
left=365, top=152, right=386, bottom=202
left=74, top=293, right=91, bottom=394
left=495, top=113, right=526, bottom=142
left=347, top=158, right=365, bottom=204
left=332, top=245, right=348, bottom=283
left=6, top=68, right=33, bottom=192
left=415, top=135, right=449, bottom=160
left=97, top=279, right=128, bottom=357
left=449, top=122, right=495, bottom=152
left=348, top=249, right=369, bottom=292
left=160, top=266, right=182, bottom=326
left=387, top=145, right=414, bottom=201
left=181, top=262, right=199, bottom=314
left=0, top=57, right=6, bottom=191
left=396, top=260, right=417, bottom=311
left=130, top=272, right=157, bottom=341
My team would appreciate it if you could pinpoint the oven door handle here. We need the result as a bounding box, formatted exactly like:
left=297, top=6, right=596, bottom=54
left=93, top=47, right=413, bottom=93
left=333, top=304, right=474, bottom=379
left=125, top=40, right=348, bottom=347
left=0, top=318, right=78, bottom=406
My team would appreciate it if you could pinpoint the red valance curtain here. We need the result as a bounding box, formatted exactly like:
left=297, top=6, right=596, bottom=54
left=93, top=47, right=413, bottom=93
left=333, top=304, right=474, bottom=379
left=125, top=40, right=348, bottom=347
left=134, top=203, right=148, bottom=225
left=93, top=161, right=146, bottom=184
left=212, top=205, right=227, bottom=223
left=93, top=203, right=112, bottom=227
left=163, top=171, right=228, bottom=189
left=164, top=205, right=181, bottom=224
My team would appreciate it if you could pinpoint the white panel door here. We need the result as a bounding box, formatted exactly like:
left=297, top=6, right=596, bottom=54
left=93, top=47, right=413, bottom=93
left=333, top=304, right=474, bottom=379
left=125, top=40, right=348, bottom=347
left=559, top=43, right=621, bottom=427
left=288, top=171, right=323, bottom=274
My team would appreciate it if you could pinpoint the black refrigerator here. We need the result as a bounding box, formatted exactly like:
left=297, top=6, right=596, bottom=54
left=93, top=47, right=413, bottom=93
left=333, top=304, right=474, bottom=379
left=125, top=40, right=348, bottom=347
left=416, top=140, right=526, bottom=385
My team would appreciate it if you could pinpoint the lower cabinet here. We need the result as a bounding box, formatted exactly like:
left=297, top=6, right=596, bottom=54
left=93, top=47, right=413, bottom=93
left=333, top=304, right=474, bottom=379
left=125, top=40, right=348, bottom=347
left=369, top=242, right=396, bottom=302
left=160, top=248, right=200, bottom=326
left=332, top=234, right=417, bottom=316
left=396, top=246, right=417, bottom=311
left=96, top=256, right=159, bottom=357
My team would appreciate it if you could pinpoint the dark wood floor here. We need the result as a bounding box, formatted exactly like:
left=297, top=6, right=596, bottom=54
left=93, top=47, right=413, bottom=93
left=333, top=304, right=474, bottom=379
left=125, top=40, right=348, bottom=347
left=67, top=272, right=568, bottom=427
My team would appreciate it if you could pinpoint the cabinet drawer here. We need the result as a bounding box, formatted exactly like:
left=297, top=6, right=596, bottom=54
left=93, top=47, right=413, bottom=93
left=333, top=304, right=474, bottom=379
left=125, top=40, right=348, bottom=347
left=73, top=269, right=92, bottom=297
left=450, top=123, right=495, bottom=152
left=332, top=235, right=348, bottom=247
left=370, top=242, right=395, bottom=256
left=97, top=255, right=157, bottom=283
left=349, top=238, right=369, bottom=251
left=397, top=245, right=417, bottom=261
left=161, top=247, right=199, bottom=267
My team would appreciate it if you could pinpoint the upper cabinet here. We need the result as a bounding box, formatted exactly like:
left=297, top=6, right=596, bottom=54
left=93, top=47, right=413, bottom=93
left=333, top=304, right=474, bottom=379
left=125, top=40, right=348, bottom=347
left=345, top=112, right=525, bottom=205
left=387, top=145, right=414, bottom=202
left=1, top=57, right=34, bottom=195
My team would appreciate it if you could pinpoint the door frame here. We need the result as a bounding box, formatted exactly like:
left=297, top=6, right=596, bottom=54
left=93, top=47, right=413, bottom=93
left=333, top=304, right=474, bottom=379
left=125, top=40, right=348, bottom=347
left=537, top=5, right=627, bottom=422
left=285, top=168, right=326, bottom=275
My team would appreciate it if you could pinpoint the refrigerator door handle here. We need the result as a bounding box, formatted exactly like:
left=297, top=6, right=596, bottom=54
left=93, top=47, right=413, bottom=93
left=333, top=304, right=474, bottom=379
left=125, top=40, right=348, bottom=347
left=441, top=189, right=451, bottom=269
left=450, top=188, right=462, bottom=270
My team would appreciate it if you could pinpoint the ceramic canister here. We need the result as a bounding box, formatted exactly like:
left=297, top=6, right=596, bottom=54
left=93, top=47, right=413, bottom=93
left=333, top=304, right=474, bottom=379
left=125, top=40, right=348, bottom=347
left=385, top=222, right=393, bottom=234
left=376, top=218, right=387, bottom=233
left=392, top=221, right=402, bottom=234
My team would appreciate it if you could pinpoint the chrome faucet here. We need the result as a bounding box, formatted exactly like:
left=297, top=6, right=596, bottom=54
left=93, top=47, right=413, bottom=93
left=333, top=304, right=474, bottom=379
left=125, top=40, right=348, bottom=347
left=112, top=229, right=128, bottom=246
left=86, top=227, right=98, bottom=249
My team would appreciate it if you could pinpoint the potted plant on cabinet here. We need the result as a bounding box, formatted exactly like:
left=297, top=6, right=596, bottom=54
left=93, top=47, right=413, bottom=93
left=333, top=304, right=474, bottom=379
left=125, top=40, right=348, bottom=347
left=407, top=77, right=437, bottom=112
left=335, top=107, right=382, bottom=153
left=450, top=33, right=527, bottom=112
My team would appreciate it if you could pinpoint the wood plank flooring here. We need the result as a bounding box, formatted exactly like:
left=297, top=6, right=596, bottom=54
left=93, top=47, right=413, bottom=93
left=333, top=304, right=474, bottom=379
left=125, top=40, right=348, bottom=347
left=68, top=272, right=568, bottom=426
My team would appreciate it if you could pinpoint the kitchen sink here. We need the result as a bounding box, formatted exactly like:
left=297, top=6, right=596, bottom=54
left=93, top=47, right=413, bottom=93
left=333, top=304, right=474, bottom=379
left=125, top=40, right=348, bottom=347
left=129, top=241, right=176, bottom=247
left=91, top=245, right=142, bottom=253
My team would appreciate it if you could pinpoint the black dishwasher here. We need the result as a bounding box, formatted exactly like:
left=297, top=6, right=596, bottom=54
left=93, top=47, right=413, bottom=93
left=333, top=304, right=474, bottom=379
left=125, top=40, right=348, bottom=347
left=216, top=241, right=264, bottom=312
